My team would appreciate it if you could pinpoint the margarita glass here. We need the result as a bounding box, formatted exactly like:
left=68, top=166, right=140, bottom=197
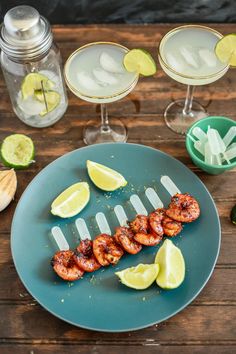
left=64, top=42, right=139, bottom=144
left=158, top=25, right=229, bottom=134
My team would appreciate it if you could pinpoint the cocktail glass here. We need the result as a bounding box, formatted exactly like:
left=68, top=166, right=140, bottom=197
left=158, top=25, right=229, bottom=134
left=64, top=42, right=139, bottom=145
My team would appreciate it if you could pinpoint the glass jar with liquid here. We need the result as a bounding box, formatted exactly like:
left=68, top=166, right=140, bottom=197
left=0, top=5, right=68, bottom=127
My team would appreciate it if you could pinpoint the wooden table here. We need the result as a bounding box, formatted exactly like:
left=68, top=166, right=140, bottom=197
left=1, top=24, right=236, bottom=354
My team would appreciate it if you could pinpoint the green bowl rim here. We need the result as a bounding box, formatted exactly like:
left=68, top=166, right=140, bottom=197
left=186, top=115, right=236, bottom=169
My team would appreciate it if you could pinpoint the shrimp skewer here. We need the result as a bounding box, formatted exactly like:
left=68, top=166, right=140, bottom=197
left=93, top=234, right=124, bottom=266
left=128, top=194, right=163, bottom=246
left=50, top=227, right=84, bottom=281
left=166, top=193, right=200, bottom=223
left=149, top=208, right=182, bottom=237
left=74, top=239, right=101, bottom=272
left=114, top=226, right=142, bottom=254
left=162, top=215, right=182, bottom=237
left=51, top=192, right=200, bottom=281
left=51, top=250, right=84, bottom=281
left=113, top=204, right=142, bottom=254
left=149, top=209, right=164, bottom=236
left=134, top=231, right=163, bottom=246
left=129, top=214, right=163, bottom=246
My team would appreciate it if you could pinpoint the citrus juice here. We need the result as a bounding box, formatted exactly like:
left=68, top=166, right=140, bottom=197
left=64, top=42, right=138, bottom=103
left=159, top=26, right=229, bottom=85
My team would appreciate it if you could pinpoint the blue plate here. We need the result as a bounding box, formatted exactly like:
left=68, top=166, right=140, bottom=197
left=11, top=143, right=220, bottom=332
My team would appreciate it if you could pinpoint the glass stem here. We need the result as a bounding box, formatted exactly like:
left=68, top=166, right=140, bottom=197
left=183, top=85, right=195, bottom=115
left=100, top=103, right=110, bottom=132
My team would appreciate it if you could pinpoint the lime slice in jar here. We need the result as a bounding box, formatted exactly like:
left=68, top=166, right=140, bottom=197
left=21, top=73, right=55, bottom=99
left=34, top=90, right=61, bottom=116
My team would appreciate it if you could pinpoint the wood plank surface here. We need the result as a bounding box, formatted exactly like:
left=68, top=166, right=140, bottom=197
left=0, top=24, right=236, bottom=354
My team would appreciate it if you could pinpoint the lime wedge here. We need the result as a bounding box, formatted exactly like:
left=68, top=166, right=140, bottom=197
left=0, top=134, right=35, bottom=169
left=123, top=49, right=157, bottom=76
left=51, top=182, right=90, bottom=218
left=34, top=90, right=61, bottom=116
left=115, top=263, right=159, bottom=290
left=155, top=239, right=185, bottom=289
left=21, top=73, right=55, bottom=100
left=86, top=160, right=127, bottom=191
left=215, top=33, right=236, bottom=66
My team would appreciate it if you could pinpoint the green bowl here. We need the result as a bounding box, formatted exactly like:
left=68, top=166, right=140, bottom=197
left=186, top=116, right=236, bottom=175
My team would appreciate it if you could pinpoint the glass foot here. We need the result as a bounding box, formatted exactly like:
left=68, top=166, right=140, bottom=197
left=83, top=118, right=127, bottom=145
left=164, top=99, right=208, bottom=135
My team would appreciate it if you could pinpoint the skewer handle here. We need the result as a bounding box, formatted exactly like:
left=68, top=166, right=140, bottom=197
left=114, top=205, right=128, bottom=226
left=75, top=218, right=91, bottom=240
left=145, top=187, right=163, bottom=209
left=51, top=226, right=69, bottom=251
left=96, top=212, right=111, bottom=235
left=130, top=194, right=148, bottom=215
left=160, top=176, right=181, bottom=196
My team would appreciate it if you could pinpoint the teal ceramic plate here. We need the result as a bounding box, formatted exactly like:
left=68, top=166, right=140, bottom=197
left=11, top=143, right=220, bottom=332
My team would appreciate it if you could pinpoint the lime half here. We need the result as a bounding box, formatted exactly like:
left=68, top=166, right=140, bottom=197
left=115, top=263, right=159, bottom=290
left=123, top=49, right=157, bottom=76
left=21, top=73, right=55, bottom=100
left=87, top=160, right=127, bottom=191
left=35, top=90, right=61, bottom=116
left=51, top=182, right=90, bottom=218
left=0, top=134, right=35, bottom=169
left=215, top=33, right=236, bottom=67
left=155, top=239, right=185, bottom=289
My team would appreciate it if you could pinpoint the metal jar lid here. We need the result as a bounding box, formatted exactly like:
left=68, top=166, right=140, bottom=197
left=0, top=5, right=53, bottom=60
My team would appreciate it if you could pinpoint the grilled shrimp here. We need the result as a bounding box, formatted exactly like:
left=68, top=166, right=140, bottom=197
left=150, top=208, right=182, bottom=237
left=129, top=215, right=149, bottom=234
left=149, top=209, right=164, bottom=236
left=74, top=239, right=101, bottom=272
left=166, top=193, right=200, bottom=223
left=114, top=226, right=142, bottom=254
left=130, top=213, right=163, bottom=246
left=93, top=234, right=124, bottom=266
left=51, top=250, right=84, bottom=281
left=162, top=215, right=182, bottom=237
left=134, top=230, right=163, bottom=246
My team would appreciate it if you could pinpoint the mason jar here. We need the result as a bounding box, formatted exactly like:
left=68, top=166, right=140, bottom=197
left=0, top=5, right=68, bottom=128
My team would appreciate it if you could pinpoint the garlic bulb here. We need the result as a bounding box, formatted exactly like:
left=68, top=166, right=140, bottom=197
left=0, top=169, right=17, bottom=212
